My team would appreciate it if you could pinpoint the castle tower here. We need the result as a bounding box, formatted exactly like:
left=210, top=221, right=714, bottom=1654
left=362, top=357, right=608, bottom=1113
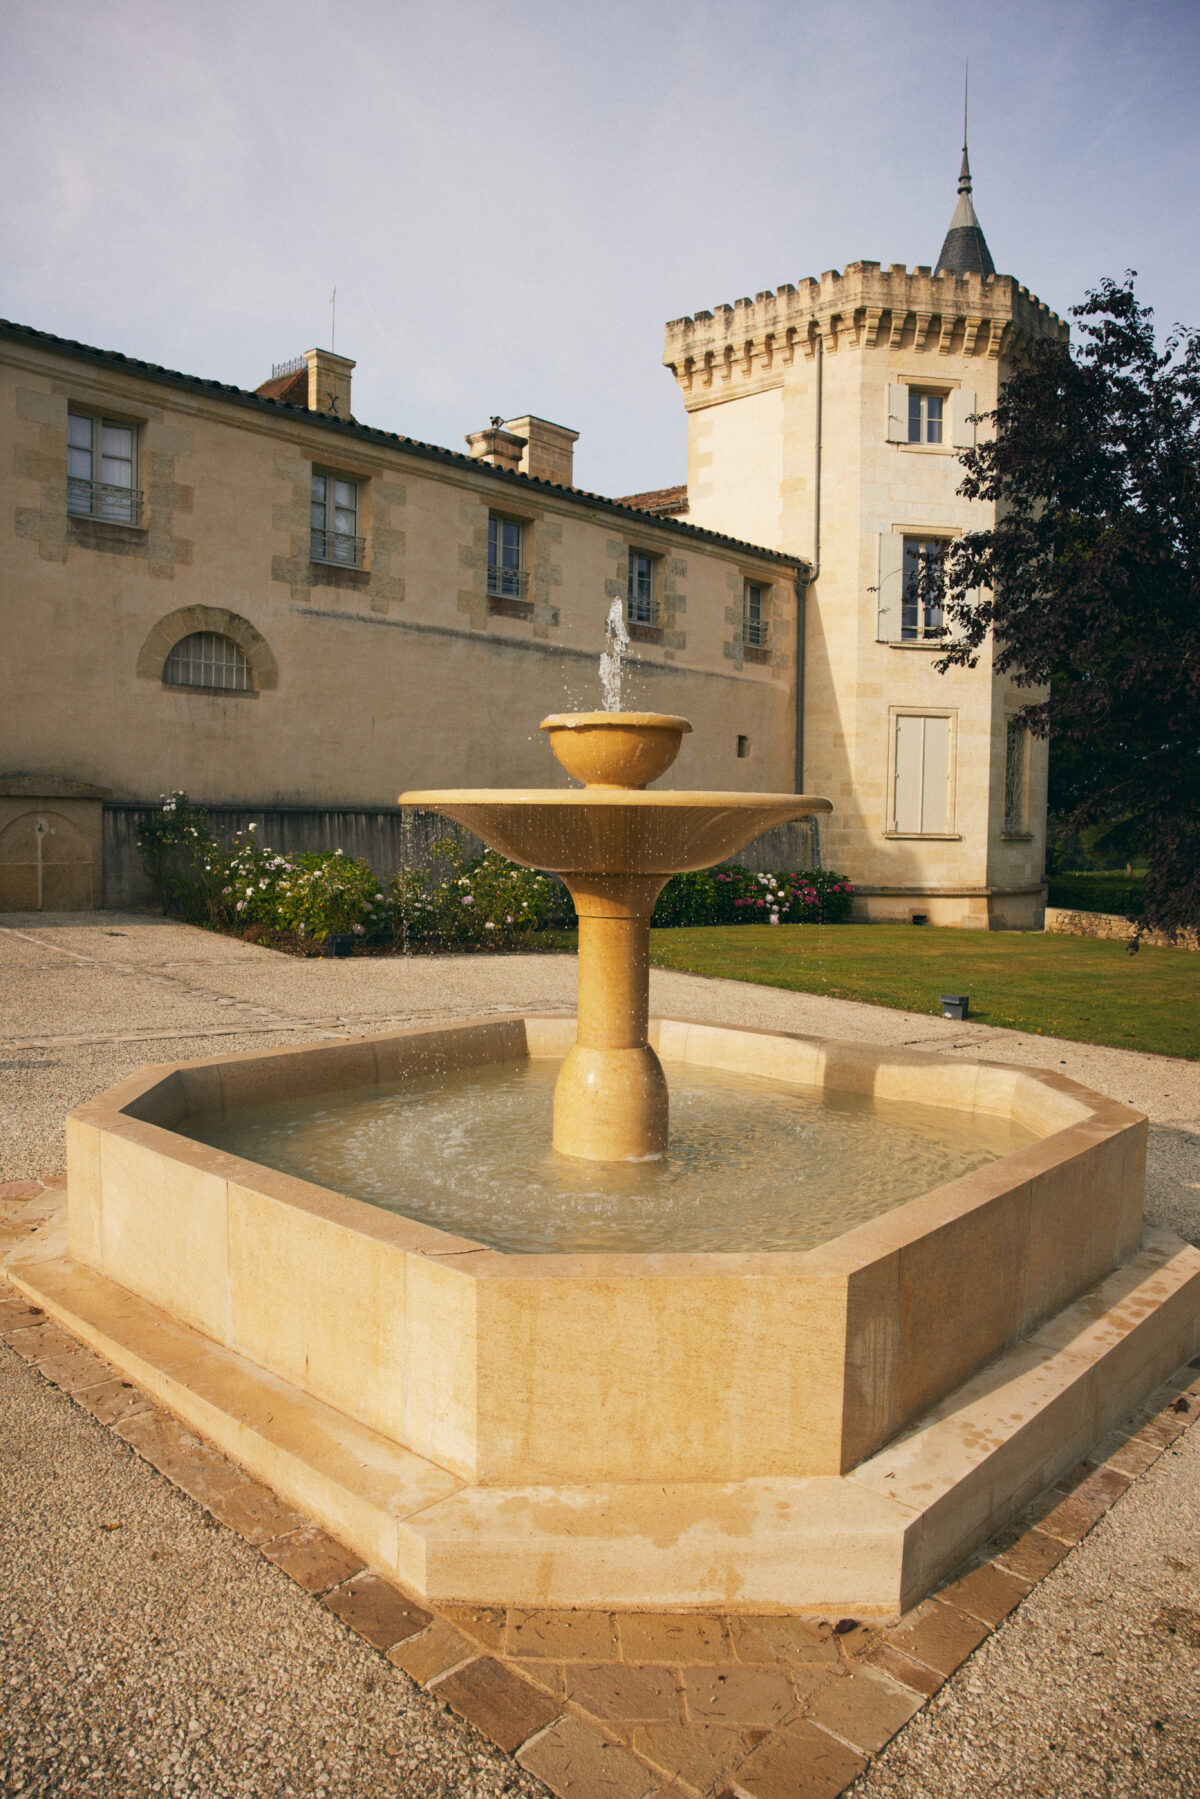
left=660, top=156, right=1067, bottom=928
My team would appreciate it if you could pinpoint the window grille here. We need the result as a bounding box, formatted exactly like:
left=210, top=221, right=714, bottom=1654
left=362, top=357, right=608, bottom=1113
left=163, top=633, right=252, bottom=692
left=743, top=582, right=769, bottom=649
left=311, top=473, right=363, bottom=566
left=627, top=551, right=655, bottom=626
left=1004, top=720, right=1026, bottom=832
left=901, top=537, right=947, bottom=640
left=67, top=411, right=140, bottom=523
left=487, top=515, right=528, bottom=599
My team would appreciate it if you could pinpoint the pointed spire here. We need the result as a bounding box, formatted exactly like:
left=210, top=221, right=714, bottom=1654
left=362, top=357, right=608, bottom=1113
left=936, top=64, right=995, bottom=277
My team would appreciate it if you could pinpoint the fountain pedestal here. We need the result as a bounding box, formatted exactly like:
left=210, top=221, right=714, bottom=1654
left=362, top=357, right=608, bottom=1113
left=557, top=874, right=669, bottom=1159
left=402, top=711, right=833, bottom=1161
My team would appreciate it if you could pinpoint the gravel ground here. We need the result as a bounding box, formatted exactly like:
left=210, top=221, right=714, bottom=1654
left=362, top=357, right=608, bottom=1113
left=3, top=910, right=1200, bottom=1797
left=0, top=1345, right=546, bottom=1799
left=854, top=1419, right=1200, bottom=1798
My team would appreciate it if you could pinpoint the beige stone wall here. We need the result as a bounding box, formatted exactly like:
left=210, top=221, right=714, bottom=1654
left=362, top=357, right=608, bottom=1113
left=666, top=264, right=1064, bottom=923
left=1, top=338, right=801, bottom=817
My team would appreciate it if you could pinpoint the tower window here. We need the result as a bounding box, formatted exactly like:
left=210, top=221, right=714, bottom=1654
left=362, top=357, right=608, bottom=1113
left=1004, top=720, right=1028, bottom=833
left=901, top=537, right=948, bottom=640
left=908, top=391, right=944, bottom=444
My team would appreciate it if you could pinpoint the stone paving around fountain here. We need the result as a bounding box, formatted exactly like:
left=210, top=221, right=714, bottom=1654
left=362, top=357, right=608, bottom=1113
left=3, top=910, right=1200, bottom=1797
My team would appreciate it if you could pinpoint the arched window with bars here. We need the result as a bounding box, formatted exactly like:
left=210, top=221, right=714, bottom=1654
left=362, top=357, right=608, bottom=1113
left=162, top=632, right=253, bottom=692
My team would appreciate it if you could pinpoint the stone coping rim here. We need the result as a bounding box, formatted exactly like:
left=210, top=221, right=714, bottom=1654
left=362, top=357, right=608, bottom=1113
left=399, top=788, right=834, bottom=811
left=68, top=1014, right=1147, bottom=1281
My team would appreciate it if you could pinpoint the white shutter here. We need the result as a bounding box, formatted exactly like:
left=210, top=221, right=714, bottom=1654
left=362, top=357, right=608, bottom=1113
left=920, top=716, right=951, bottom=832
left=885, top=384, right=907, bottom=443
left=894, top=715, right=952, bottom=833
left=894, top=716, right=923, bottom=832
left=950, top=388, right=976, bottom=448
left=876, top=533, right=904, bottom=641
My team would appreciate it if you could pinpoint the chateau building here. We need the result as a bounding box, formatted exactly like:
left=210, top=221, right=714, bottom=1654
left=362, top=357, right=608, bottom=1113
left=1, top=150, right=1061, bottom=923
left=647, top=144, right=1062, bottom=927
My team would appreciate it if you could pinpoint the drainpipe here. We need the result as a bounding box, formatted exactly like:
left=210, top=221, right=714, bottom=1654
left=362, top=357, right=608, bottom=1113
left=796, top=331, right=822, bottom=866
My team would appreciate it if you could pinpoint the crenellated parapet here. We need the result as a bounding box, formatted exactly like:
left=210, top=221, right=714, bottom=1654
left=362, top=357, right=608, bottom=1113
left=663, top=262, right=1068, bottom=399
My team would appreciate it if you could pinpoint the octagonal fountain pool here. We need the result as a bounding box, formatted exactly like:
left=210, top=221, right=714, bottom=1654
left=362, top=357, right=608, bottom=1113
left=19, top=702, right=1199, bottom=1617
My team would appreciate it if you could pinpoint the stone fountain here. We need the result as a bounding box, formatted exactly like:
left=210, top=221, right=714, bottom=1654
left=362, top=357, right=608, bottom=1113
left=402, top=710, right=831, bottom=1162
left=6, top=710, right=1199, bottom=1618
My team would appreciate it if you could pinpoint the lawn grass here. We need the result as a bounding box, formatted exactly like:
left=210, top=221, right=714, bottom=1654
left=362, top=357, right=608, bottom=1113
left=646, top=923, right=1200, bottom=1060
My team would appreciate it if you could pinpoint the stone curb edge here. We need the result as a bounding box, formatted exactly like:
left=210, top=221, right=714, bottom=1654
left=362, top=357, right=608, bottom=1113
left=3, top=1193, right=1199, bottom=1799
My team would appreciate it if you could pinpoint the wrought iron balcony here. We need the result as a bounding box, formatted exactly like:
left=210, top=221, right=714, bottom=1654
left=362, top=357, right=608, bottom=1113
left=487, top=564, right=530, bottom=600
left=310, top=528, right=365, bottom=568
left=743, top=614, right=770, bottom=650
left=67, top=479, right=142, bottom=526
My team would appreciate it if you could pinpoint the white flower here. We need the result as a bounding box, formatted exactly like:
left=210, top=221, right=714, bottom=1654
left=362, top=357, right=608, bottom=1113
left=769, top=912, right=780, bottom=924
left=484, top=921, right=495, bottom=930
left=248, top=823, right=257, bottom=832
left=222, top=885, right=233, bottom=896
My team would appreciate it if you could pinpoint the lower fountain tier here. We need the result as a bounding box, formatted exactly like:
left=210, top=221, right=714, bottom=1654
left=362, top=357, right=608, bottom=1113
left=396, top=789, right=833, bottom=876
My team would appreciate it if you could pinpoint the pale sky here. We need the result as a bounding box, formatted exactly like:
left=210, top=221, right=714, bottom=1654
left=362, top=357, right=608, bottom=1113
left=3, top=0, right=1197, bottom=499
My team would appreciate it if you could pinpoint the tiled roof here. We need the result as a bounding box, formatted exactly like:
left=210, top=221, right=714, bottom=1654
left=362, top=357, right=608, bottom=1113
left=0, top=319, right=805, bottom=569
left=613, top=484, right=689, bottom=517
left=253, top=368, right=309, bottom=407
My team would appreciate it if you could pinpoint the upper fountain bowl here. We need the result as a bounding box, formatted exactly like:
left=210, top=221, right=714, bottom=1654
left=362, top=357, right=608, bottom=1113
left=541, top=712, right=692, bottom=789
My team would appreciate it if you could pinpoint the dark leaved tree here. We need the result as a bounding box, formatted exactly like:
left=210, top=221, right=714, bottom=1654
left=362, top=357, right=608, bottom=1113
left=933, top=276, right=1200, bottom=933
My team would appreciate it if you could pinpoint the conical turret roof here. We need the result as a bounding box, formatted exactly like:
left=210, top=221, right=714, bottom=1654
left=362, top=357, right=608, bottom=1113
left=936, top=141, right=995, bottom=277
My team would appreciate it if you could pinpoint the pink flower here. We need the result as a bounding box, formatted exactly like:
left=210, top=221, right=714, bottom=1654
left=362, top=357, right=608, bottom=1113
left=352, top=923, right=366, bottom=935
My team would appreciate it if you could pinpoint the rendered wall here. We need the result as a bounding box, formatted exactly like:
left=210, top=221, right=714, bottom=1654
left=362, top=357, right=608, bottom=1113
left=0, top=338, right=802, bottom=847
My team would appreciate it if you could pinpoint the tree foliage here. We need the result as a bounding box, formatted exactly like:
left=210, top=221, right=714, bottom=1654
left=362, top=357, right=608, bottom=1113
left=935, top=276, right=1200, bottom=931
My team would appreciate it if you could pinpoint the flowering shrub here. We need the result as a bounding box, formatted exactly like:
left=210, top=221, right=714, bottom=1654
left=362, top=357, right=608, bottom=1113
left=654, top=864, right=854, bottom=926
left=390, top=843, right=572, bottom=951
left=137, top=798, right=852, bottom=949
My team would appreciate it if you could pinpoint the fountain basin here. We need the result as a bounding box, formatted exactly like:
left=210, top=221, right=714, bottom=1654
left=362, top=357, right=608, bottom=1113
left=16, top=1013, right=1197, bottom=1612
left=58, top=1015, right=1169, bottom=1482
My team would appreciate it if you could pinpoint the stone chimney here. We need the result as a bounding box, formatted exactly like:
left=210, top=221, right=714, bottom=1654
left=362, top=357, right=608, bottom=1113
left=465, top=419, right=528, bottom=474
left=256, top=348, right=355, bottom=419
left=505, top=416, right=579, bottom=486
left=304, top=348, right=355, bottom=418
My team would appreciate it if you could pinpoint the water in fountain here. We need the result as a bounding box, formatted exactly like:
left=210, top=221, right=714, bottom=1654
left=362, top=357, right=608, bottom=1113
left=598, top=597, right=629, bottom=711
left=186, top=1056, right=1035, bottom=1256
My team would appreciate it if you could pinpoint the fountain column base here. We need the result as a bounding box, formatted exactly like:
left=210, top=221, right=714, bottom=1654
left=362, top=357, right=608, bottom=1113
left=553, top=1041, right=669, bottom=1161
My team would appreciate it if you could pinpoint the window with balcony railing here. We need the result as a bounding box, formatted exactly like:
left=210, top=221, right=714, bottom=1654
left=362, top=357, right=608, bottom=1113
left=311, top=472, right=364, bottom=567
left=67, top=411, right=141, bottom=525
left=743, top=581, right=770, bottom=650
left=487, top=514, right=528, bottom=601
left=626, top=550, right=656, bottom=627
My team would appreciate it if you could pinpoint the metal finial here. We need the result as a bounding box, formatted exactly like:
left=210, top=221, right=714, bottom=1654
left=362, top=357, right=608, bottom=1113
left=959, top=62, right=972, bottom=194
